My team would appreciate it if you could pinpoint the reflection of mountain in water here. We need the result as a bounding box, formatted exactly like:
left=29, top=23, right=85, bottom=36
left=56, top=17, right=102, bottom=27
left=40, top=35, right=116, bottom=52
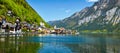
left=29, top=34, right=120, bottom=53
left=38, top=43, right=72, bottom=53
left=0, top=34, right=120, bottom=53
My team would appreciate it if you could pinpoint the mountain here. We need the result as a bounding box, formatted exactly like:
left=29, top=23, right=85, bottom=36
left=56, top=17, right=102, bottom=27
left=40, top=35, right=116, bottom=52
left=0, top=0, right=49, bottom=27
left=48, top=0, right=120, bottom=32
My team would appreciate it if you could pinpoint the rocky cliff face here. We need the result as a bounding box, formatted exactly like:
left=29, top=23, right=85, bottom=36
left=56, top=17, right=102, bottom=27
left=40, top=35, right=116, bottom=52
left=49, top=0, right=120, bottom=32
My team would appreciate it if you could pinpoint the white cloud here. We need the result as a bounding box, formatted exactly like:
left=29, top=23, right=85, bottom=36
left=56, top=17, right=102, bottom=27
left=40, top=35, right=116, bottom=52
left=65, top=9, right=71, bottom=13
left=86, top=0, right=99, bottom=2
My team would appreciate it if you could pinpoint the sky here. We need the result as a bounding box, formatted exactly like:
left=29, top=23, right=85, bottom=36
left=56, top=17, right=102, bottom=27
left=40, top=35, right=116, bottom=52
left=26, top=0, right=98, bottom=22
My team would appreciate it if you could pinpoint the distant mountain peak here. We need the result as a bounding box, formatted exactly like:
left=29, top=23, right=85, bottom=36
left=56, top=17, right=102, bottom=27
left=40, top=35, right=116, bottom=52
left=48, top=0, right=120, bottom=32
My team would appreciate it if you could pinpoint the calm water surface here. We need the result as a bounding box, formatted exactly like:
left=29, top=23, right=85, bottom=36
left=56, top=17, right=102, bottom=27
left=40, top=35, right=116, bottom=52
left=0, top=34, right=120, bottom=53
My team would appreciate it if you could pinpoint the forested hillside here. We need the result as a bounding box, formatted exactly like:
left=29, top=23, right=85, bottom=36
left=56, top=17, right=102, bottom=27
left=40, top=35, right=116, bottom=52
left=0, top=0, right=49, bottom=27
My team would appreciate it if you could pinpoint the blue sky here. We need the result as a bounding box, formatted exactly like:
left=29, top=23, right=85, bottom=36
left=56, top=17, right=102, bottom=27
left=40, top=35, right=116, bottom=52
left=26, top=0, right=98, bottom=22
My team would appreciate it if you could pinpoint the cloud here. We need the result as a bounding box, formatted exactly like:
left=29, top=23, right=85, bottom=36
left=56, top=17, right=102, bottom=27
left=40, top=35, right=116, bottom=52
left=86, top=0, right=99, bottom=2
left=65, top=9, right=71, bottom=13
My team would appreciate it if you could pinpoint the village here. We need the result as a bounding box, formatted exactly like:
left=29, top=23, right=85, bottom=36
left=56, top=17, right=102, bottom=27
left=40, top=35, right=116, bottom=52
left=0, top=11, right=78, bottom=35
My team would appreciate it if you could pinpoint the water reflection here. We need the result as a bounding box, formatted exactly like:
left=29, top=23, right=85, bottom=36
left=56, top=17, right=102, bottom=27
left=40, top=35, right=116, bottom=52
left=35, top=34, right=120, bottom=53
left=0, top=34, right=120, bottom=53
left=0, top=35, right=41, bottom=53
left=38, top=43, right=72, bottom=53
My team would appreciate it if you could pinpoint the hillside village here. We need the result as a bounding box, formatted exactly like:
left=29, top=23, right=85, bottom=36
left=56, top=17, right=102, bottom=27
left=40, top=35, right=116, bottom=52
left=0, top=11, right=77, bottom=35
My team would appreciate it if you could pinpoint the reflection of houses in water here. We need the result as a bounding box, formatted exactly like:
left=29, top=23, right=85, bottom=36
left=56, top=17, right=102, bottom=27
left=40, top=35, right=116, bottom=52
left=0, top=35, right=41, bottom=53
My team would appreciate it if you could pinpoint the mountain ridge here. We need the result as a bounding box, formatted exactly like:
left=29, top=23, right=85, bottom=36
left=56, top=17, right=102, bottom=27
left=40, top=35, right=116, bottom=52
left=48, top=0, right=120, bottom=32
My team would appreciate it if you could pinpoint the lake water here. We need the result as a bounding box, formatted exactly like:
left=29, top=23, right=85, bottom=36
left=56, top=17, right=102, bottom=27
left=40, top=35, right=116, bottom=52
left=0, top=34, right=120, bottom=53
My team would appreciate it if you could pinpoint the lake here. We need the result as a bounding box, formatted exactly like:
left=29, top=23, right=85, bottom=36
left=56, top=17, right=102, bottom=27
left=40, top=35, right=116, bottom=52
left=0, top=34, right=120, bottom=53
